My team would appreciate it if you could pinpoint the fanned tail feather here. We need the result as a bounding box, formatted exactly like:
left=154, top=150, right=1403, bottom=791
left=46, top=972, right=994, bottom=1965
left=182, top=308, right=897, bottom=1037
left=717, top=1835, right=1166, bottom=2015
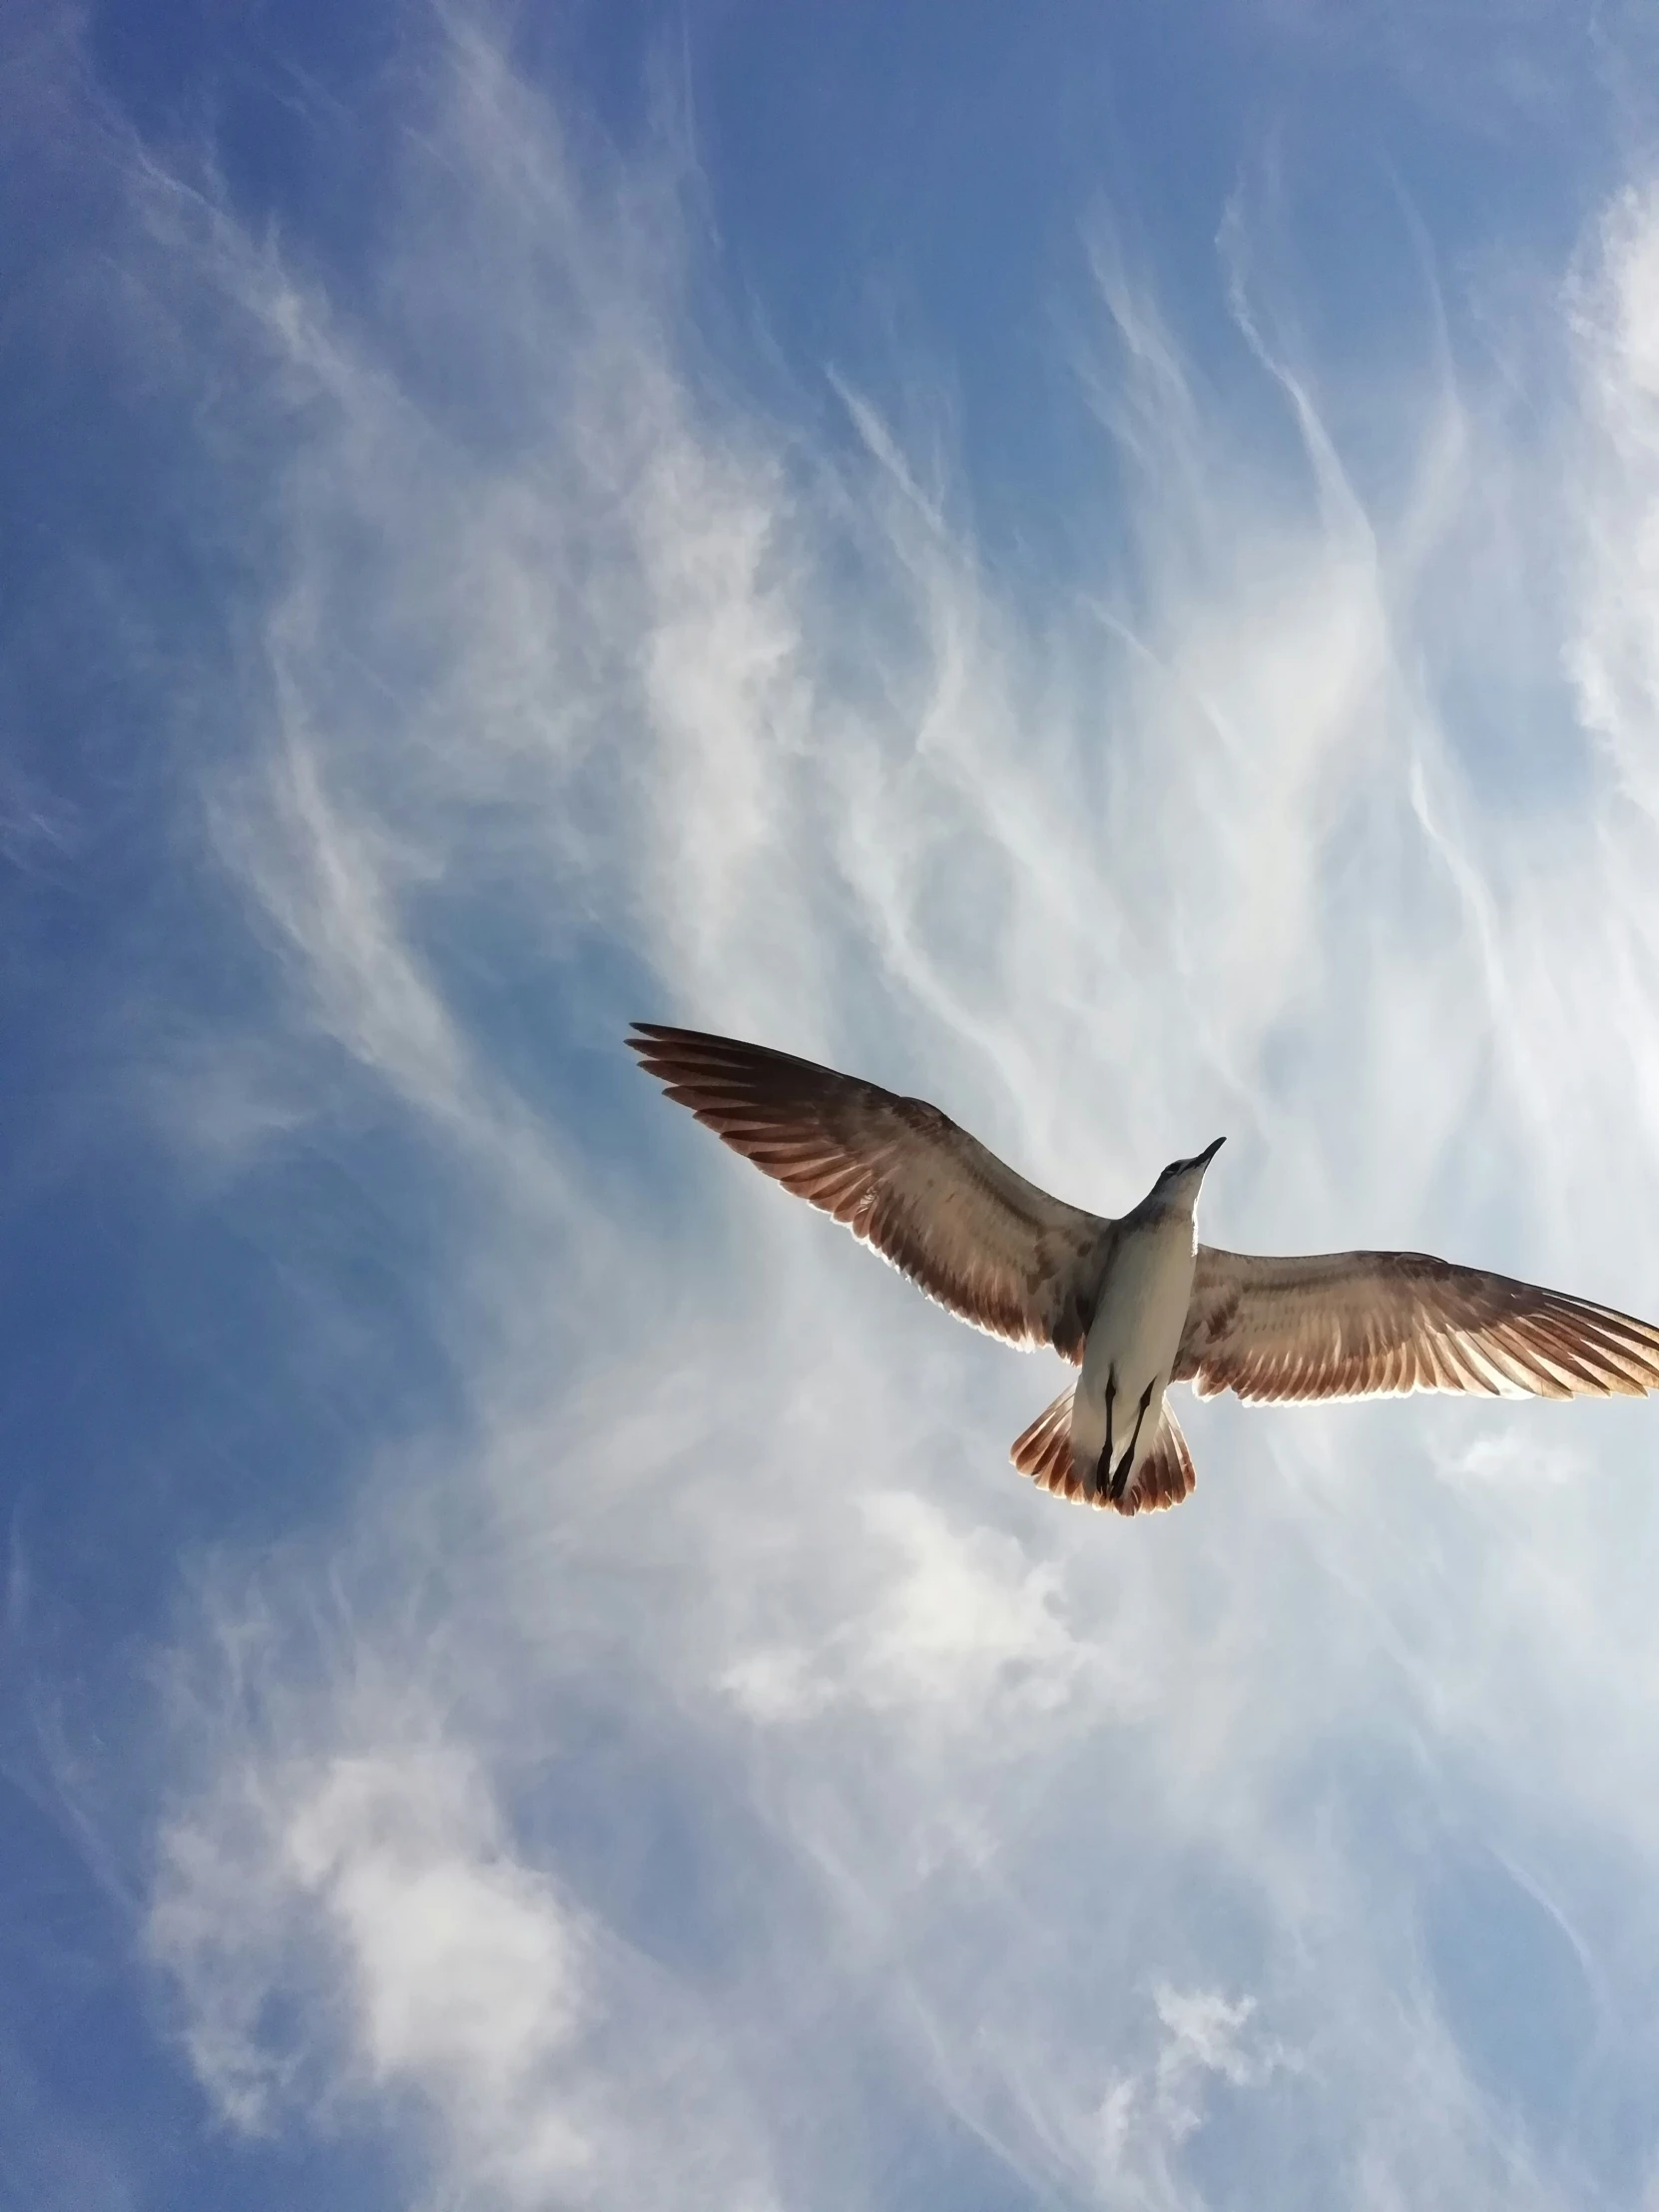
left=1009, top=1385, right=1198, bottom=1516
left=1010, top=1382, right=1080, bottom=1495
left=1133, top=1401, right=1196, bottom=1514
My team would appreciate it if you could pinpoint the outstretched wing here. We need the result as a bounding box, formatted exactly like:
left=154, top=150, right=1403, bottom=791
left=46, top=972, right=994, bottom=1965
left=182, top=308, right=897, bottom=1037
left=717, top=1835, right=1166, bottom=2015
left=1176, top=1247, right=1659, bottom=1403
left=629, top=1025, right=1109, bottom=1360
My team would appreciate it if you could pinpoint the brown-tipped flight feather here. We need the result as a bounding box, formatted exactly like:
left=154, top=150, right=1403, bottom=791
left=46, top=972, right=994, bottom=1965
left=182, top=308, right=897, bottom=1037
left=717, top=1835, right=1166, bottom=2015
left=1177, top=1248, right=1659, bottom=1404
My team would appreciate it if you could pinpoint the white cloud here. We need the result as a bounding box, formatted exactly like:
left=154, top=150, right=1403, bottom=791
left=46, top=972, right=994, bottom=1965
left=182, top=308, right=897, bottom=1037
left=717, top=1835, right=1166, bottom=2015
left=1568, top=183, right=1659, bottom=819
left=724, top=1489, right=1098, bottom=1726
left=150, top=1644, right=782, bottom=2210
left=1093, top=1984, right=1295, bottom=2208
left=284, top=1750, right=590, bottom=2187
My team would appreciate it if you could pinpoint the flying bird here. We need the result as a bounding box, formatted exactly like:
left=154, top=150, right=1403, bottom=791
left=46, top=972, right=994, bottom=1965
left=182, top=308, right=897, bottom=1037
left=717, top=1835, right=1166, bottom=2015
left=629, top=1024, right=1659, bottom=1515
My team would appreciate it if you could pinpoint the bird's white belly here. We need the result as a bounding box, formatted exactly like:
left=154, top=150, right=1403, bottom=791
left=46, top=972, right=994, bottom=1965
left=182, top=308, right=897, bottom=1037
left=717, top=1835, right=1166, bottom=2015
left=1071, top=1221, right=1198, bottom=1491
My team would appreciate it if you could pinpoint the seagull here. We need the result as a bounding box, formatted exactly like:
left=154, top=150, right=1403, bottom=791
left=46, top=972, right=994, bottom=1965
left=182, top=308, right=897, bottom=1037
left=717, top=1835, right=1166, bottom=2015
left=629, top=1024, right=1659, bottom=1515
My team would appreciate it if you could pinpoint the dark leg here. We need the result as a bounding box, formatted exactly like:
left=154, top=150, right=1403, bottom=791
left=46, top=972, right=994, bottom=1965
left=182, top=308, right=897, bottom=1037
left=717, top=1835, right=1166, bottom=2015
left=1093, top=1370, right=1117, bottom=1499
left=1109, top=1381, right=1157, bottom=1502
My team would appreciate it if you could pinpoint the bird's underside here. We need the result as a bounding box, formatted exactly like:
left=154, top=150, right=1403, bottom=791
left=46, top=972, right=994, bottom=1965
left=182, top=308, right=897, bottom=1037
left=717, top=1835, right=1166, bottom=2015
left=629, top=1023, right=1659, bottom=1516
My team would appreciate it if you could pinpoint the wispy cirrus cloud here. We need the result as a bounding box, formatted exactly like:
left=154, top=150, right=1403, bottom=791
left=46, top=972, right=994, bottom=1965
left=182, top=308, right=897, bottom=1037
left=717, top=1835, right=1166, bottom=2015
left=11, top=5, right=1659, bottom=2207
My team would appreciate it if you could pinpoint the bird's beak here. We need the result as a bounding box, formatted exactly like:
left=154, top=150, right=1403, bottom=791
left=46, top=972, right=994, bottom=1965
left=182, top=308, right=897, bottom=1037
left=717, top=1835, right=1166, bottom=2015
left=1194, top=1136, right=1226, bottom=1170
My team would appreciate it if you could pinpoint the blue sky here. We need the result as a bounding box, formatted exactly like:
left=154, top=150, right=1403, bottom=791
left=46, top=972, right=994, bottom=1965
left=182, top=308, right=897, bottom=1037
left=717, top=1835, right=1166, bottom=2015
left=7, top=1, right=1659, bottom=2205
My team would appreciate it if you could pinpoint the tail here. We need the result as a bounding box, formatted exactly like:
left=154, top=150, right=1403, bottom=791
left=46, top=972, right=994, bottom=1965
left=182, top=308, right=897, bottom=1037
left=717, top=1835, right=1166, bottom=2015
left=1009, top=1382, right=1084, bottom=1497
left=1009, top=1384, right=1198, bottom=1515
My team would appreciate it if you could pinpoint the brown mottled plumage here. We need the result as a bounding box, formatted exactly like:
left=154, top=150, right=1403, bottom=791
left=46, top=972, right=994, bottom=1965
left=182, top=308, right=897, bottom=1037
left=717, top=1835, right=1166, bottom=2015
left=1176, top=1249, right=1659, bottom=1403
left=629, top=1023, right=1108, bottom=1361
left=630, top=1024, right=1659, bottom=1516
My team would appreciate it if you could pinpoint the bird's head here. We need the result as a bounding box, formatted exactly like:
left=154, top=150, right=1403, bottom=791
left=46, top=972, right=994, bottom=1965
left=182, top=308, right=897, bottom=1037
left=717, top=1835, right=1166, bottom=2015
left=1153, top=1136, right=1226, bottom=1213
